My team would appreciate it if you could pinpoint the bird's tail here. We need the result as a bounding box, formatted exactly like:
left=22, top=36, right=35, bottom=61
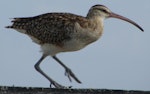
left=5, top=18, right=31, bottom=33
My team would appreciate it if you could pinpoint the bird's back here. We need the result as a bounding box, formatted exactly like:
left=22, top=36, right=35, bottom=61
left=6, top=13, right=89, bottom=45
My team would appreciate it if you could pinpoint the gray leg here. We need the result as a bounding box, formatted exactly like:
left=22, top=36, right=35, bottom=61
left=34, top=55, right=66, bottom=88
left=52, top=56, right=82, bottom=84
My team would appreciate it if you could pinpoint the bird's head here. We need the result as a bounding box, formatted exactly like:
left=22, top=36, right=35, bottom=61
left=87, top=4, right=144, bottom=31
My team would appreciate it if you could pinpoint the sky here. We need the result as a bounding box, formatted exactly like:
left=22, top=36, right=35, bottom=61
left=0, top=0, right=150, bottom=91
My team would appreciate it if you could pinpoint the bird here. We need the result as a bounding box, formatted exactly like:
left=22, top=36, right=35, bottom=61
left=6, top=4, right=144, bottom=88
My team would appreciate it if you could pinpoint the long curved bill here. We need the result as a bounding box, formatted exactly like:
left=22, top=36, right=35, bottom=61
left=109, top=12, right=144, bottom=32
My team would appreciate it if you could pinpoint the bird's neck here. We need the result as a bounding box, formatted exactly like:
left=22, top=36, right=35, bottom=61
left=86, top=10, right=105, bottom=28
left=85, top=14, right=105, bottom=42
left=86, top=15, right=104, bottom=32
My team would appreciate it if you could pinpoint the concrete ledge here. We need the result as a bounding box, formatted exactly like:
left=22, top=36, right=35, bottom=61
left=0, top=86, right=150, bottom=94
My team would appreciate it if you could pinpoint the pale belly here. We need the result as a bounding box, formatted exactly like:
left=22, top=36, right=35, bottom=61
left=40, top=39, right=91, bottom=56
left=40, top=36, right=99, bottom=56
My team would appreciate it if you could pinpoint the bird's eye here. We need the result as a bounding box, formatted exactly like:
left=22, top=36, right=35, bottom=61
left=101, top=9, right=107, bottom=13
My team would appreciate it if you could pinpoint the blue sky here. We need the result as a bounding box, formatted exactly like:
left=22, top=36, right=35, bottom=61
left=0, top=0, right=150, bottom=90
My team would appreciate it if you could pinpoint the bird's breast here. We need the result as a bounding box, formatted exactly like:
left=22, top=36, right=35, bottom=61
left=61, top=23, right=104, bottom=52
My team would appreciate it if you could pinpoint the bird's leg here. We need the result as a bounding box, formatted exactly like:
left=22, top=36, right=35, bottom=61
left=34, top=55, right=66, bottom=88
left=52, top=56, right=82, bottom=84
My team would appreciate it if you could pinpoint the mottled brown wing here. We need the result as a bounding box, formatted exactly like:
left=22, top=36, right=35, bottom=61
left=6, top=13, right=88, bottom=45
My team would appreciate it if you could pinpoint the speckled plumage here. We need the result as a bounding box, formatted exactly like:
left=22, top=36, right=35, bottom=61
left=6, top=4, right=143, bottom=88
left=8, top=13, right=101, bottom=44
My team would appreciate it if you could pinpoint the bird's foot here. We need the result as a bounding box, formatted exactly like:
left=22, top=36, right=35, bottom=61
left=50, top=81, right=67, bottom=89
left=50, top=82, right=72, bottom=89
left=65, top=68, right=82, bottom=83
